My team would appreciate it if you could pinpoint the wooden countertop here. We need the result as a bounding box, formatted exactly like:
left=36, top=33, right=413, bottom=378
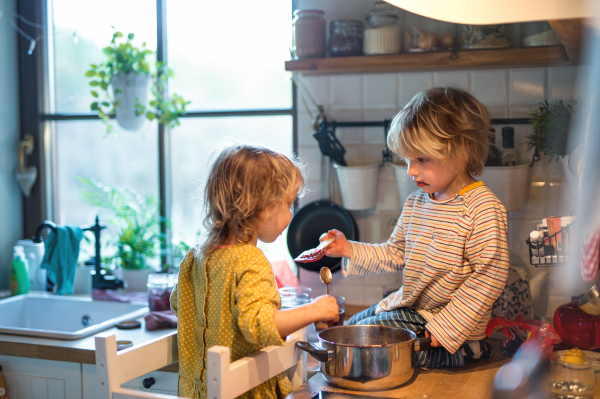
left=286, top=340, right=511, bottom=399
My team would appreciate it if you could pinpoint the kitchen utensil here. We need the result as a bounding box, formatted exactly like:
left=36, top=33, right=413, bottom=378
left=313, top=127, right=347, bottom=166
left=294, top=239, right=334, bottom=263
left=296, top=325, right=431, bottom=391
left=287, top=200, right=358, bottom=273
left=319, top=266, right=333, bottom=295
left=579, top=285, right=600, bottom=316
left=554, top=299, right=600, bottom=350
left=548, top=353, right=595, bottom=398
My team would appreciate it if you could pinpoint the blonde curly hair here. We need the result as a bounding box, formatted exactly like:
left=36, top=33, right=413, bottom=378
left=199, top=144, right=305, bottom=255
left=387, top=87, right=491, bottom=176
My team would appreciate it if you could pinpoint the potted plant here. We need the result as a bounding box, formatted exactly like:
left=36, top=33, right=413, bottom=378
left=527, top=99, right=578, bottom=161
left=85, top=29, right=189, bottom=133
left=78, top=177, right=163, bottom=292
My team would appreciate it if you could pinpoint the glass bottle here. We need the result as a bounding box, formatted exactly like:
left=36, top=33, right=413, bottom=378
left=521, top=21, right=562, bottom=47
left=292, top=10, right=327, bottom=59
left=501, top=126, right=518, bottom=166
left=329, top=20, right=364, bottom=57
left=404, top=12, right=457, bottom=53
left=147, top=273, right=178, bottom=312
left=485, top=127, right=500, bottom=166
left=363, top=2, right=402, bottom=55
left=460, top=24, right=513, bottom=50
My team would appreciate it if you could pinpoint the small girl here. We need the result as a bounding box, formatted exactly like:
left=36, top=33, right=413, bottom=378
left=171, top=144, right=339, bottom=399
left=323, top=87, right=510, bottom=368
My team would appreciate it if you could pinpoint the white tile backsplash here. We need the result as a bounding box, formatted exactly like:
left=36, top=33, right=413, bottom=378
left=364, top=74, right=398, bottom=109
left=296, top=65, right=581, bottom=307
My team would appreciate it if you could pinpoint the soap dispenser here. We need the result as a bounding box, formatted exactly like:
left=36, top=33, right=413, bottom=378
left=10, top=246, right=30, bottom=295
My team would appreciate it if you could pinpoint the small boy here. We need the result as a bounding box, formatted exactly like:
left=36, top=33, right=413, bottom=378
left=324, top=87, right=510, bottom=368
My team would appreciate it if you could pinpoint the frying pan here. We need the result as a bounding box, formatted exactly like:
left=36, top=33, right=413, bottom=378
left=287, top=200, right=358, bottom=273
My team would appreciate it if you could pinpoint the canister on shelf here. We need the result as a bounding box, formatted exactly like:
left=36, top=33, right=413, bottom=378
left=403, top=12, right=457, bottom=53
left=329, top=20, right=364, bottom=57
left=292, top=10, right=327, bottom=59
left=363, top=2, right=402, bottom=55
left=521, top=21, right=561, bottom=47
left=460, top=24, right=513, bottom=50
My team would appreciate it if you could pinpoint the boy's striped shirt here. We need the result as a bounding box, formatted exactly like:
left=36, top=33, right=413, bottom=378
left=342, top=181, right=510, bottom=354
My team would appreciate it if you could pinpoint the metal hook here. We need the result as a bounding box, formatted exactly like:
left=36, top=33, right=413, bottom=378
left=530, top=148, right=540, bottom=167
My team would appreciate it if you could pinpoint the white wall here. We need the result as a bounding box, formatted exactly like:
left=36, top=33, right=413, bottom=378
left=295, top=0, right=584, bottom=313
left=0, top=0, right=23, bottom=289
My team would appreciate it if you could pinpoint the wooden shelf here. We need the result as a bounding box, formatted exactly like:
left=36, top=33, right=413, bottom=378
left=285, top=46, right=571, bottom=74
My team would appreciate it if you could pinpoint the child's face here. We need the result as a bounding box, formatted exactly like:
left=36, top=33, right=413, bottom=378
left=256, top=190, right=296, bottom=243
left=406, top=156, right=466, bottom=200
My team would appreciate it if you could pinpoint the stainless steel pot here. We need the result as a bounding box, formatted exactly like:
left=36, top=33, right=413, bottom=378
left=296, top=325, right=431, bottom=391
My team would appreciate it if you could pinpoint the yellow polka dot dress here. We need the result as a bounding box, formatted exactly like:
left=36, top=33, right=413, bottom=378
left=171, top=244, right=293, bottom=399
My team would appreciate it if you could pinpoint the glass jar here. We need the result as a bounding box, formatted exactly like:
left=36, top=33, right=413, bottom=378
left=292, top=10, right=326, bottom=59
left=329, top=20, right=364, bottom=57
left=521, top=21, right=562, bottom=47
left=460, top=24, right=513, bottom=50
left=364, top=2, right=402, bottom=55
left=403, top=12, right=457, bottom=53
left=147, top=273, right=177, bottom=312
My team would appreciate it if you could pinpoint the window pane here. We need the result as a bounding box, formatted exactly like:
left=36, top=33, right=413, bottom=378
left=170, top=116, right=293, bottom=249
left=54, top=120, right=159, bottom=227
left=51, top=0, right=157, bottom=113
left=167, top=0, right=292, bottom=111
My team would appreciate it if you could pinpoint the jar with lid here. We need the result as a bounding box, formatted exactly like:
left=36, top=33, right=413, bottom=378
left=292, top=10, right=326, bottom=59
left=329, top=20, right=364, bottom=57
left=364, top=2, right=402, bottom=55
left=460, top=24, right=513, bottom=50
left=521, top=21, right=562, bottom=47
left=147, top=273, right=178, bottom=312
left=403, top=12, right=457, bottom=52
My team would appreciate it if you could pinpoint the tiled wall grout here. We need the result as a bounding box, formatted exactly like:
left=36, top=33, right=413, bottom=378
left=296, top=65, right=581, bottom=306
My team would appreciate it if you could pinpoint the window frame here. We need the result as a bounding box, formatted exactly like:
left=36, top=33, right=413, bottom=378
left=19, top=0, right=298, bottom=265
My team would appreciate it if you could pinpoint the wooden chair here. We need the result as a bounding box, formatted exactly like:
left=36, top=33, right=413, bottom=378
left=95, top=328, right=307, bottom=399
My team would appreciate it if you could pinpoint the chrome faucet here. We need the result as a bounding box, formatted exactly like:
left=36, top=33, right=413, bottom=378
left=32, top=216, right=125, bottom=291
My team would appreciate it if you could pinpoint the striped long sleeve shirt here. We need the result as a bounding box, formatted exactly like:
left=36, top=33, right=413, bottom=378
left=342, top=181, right=510, bottom=354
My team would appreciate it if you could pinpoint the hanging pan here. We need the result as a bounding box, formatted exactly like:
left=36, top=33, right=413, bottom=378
left=287, top=200, right=358, bottom=273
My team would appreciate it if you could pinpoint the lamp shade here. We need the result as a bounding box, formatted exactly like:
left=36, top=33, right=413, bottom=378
left=383, top=0, right=592, bottom=24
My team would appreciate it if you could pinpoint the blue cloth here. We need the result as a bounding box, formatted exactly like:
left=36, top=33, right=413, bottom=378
left=348, top=304, right=491, bottom=368
left=40, top=226, right=83, bottom=295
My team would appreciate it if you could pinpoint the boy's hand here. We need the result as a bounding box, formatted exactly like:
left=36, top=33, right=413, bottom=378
left=424, top=330, right=440, bottom=347
left=320, top=229, right=352, bottom=259
left=312, top=295, right=340, bottom=323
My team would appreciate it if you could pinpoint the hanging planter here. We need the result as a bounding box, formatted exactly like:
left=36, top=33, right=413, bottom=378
left=85, top=29, right=189, bottom=133
left=333, top=162, right=380, bottom=210
left=391, top=162, right=416, bottom=207
left=111, top=72, right=151, bottom=131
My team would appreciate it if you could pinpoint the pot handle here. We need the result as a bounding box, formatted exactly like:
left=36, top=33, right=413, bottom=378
left=414, top=336, right=432, bottom=352
left=296, top=341, right=333, bottom=362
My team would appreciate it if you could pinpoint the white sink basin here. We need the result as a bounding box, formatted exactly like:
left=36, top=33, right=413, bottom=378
left=0, top=293, right=149, bottom=340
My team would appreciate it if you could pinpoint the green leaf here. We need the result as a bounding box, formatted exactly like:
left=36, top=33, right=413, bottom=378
left=128, top=33, right=134, bottom=40
left=90, top=64, right=98, bottom=69
left=84, top=70, right=96, bottom=77
left=116, top=32, right=123, bottom=38
left=100, top=81, right=108, bottom=91
left=146, top=112, right=156, bottom=121
left=89, top=80, right=100, bottom=87
left=102, top=101, right=111, bottom=107
left=91, top=91, right=98, bottom=98
left=91, top=102, right=99, bottom=111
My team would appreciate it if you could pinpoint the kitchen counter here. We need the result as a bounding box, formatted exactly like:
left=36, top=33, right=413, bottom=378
left=286, top=339, right=511, bottom=399
left=0, top=307, right=179, bottom=372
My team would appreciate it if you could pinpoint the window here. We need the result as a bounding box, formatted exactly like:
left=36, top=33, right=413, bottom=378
left=43, top=0, right=295, bottom=266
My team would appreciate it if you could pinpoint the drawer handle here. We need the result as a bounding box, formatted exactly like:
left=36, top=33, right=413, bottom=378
left=143, top=377, right=156, bottom=389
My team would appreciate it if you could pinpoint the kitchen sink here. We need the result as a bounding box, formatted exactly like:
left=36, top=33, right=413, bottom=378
left=0, top=293, right=148, bottom=340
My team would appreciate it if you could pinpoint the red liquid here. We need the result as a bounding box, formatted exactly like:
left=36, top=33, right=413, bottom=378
left=314, top=310, right=345, bottom=332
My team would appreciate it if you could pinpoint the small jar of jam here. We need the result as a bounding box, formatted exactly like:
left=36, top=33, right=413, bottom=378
left=292, top=10, right=326, bottom=59
left=329, top=20, right=364, bottom=57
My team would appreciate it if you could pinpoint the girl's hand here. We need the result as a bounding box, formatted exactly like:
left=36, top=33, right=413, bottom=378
left=424, top=330, right=440, bottom=347
left=312, top=295, right=340, bottom=323
left=320, top=230, right=352, bottom=259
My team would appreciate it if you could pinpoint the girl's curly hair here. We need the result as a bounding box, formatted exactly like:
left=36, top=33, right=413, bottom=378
left=199, top=144, right=305, bottom=255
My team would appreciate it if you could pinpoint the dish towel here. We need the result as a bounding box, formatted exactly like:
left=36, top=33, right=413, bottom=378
left=40, top=225, right=83, bottom=295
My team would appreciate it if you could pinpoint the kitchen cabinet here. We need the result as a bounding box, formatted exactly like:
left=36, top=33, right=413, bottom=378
left=285, top=46, right=570, bottom=75
left=0, top=355, right=83, bottom=399
left=82, top=364, right=178, bottom=399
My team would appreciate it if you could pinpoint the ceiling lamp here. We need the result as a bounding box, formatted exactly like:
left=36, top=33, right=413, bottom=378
left=383, top=0, right=592, bottom=24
